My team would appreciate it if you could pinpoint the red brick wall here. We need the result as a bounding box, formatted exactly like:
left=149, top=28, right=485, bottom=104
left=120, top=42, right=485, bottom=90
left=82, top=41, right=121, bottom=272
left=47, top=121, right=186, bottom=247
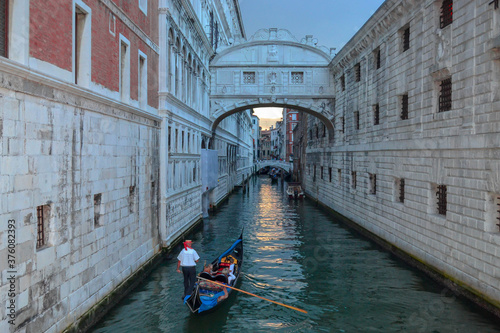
left=30, top=0, right=72, bottom=71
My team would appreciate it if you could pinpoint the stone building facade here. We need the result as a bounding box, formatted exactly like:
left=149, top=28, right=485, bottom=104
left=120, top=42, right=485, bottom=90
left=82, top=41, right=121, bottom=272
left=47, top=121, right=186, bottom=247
left=1, top=0, right=161, bottom=332
left=304, top=0, right=500, bottom=312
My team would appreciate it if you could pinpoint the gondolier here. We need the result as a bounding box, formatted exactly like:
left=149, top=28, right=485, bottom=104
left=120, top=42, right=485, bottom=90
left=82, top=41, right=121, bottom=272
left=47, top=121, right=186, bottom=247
left=176, top=240, right=200, bottom=299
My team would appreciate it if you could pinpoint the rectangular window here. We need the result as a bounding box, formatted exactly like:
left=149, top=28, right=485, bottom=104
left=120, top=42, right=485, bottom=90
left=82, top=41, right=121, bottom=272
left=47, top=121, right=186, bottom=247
left=440, top=0, right=453, bottom=29
left=439, top=78, right=452, bottom=112
left=193, top=166, right=196, bottom=182
left=354, top=63, right=361, bottom=82
left=129, top=185, right=136, bottom=213
left=243, top=71, right=255, bottom=84
left=354, top=111, right=360, bottom=130
left=320, top=166, right=324, bottom=180
left=94, top=193, right=102, bottom=227
left=401, top=94, right=409, bottom=120
left=36, top=204, right=50, bottom=249
left=74, top=2, right=91, bottom=87
left=341, top=117, right=345, bottom=133
left=291, top=72, right=304, bottom=84
left=337, top=169, right=342, bottom=185
left=1, top=0, right=8, bottom=57
left=398, top=178, right=405, bottom=203
left=175, top=129, right=178, bottom=151
left=168, top=126, right=172, bottom=151
left=351, top=171, right=357, bottom=189
left=182, top=130, right=185, bottom=151
left=340, top=74, right=345, bottom=91
left=369, top=173, right=377, bottom=195
left=436, top=184, right=447, bottom=215
left=138, top=52, right=147, bottom=108
left=313, top=165, right=316, bottom=181
left=374, top=48, right=381, bottom=69
left=402, top=26, right=410, bottom=52
left=373, top=104, right=380, bottom=125
left=120, top=36, right=131, bottom=102
left=329, top=167, right=332, bottom=182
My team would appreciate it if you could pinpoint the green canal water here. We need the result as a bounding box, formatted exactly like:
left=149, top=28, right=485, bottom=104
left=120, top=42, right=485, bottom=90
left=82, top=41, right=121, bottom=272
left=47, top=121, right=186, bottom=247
left=91, top=176, right=500, bottom=332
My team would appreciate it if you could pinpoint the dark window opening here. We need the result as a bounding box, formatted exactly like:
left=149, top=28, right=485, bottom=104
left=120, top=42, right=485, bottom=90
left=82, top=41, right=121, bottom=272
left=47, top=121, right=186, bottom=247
left=375, top=48, right=381, bottom=69
left=94, top=194, right=102, bottom=226
left=401, top=94, right=409, bottom=120
left=439, top=78, right=452, bottom=112
left=403, top=26, right=410, bottom=52
left=352, top=171, right=357, bottom=189
left=399, top=179, right=405, bottom=203
left=497, top=196, right=500, bottom=232
left=340, top=74, right=345, bottom=91
left=440, top=0, right=453, bottom=29
left=329, top=167, right=332, bottom=182
left=437, top=184, right=447, bottom=215
left=37, top=205, right=50, bottom=249
left=0, top=0, right=7, bottom=57
left=320, top=167, right=324, bottom=180
left=354, top=63, right=361, bottom=82
left=354, top=111, right=360, bottom=130
left=370, top=174, right=377, bottom=195
left=341, top=117, right=345, bottom=133
left=374, top=104, right=380, bottom=125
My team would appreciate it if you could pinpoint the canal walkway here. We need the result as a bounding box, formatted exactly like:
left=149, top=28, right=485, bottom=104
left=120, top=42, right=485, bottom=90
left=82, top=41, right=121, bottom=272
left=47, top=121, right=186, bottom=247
left=91, top=176, right=500, bottom=332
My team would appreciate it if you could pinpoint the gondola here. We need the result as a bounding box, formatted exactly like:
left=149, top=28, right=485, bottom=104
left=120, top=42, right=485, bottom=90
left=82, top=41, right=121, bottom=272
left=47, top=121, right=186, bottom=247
left=184, top=232, right=243, bottom=314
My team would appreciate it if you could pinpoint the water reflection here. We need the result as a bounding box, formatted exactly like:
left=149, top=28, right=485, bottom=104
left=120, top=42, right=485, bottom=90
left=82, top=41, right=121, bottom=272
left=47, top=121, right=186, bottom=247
left=92, top=176, right=500, bottom=333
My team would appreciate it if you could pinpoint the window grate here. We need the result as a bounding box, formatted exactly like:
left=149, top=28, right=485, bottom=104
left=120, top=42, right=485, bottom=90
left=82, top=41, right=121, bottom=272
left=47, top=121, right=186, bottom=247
left=439, top=78, right=452, bottom=112
left=437, top=184, right=447, bottom=215
left=329, top=167, right=332, bottom=182
left=440, top=0, right=453, bottom=29
left=291, top=72, right=304, bottom=84
left=401, top=94, right=409, bottom=120
left=370, top=174, right=377, bottom=195
left=354, top=111, right=360, bottom=130
left=497, top=196, right=500, bottom=231
left=0, top=0, right=7, bottom=57
left=374, top=104, right=380, bottom=125
left=403, top=27, right=410, bottom=52
left=340, top=74, right=345, bottom=91
left=399, top=179, right=405, bottom=203
left=37, top=206, right=45, bottom=248
left=354, top=63, right=361, bottom=82
left=243, top=72, right=255, bottom=84
left=375, top=48, right=381, bottom=69
left=352, top=171, right=357, bottom=189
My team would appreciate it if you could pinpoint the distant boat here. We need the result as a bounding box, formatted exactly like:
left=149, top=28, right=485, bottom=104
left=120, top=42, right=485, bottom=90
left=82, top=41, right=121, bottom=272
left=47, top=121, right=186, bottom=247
left=286, top=182, right=304, bottom=199
left=184, top=232, right=243, bottom=314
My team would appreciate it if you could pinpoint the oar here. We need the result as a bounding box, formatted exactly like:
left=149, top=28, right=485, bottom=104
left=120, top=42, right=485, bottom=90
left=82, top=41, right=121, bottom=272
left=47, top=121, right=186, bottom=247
left=197, top=276, right=307, bottom=314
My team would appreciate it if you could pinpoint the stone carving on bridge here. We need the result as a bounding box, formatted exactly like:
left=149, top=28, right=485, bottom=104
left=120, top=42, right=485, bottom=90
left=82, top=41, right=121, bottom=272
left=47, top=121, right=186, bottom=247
left=268, top=45, right=279, bottom=62
left=268, top=71, right=277, bottom=84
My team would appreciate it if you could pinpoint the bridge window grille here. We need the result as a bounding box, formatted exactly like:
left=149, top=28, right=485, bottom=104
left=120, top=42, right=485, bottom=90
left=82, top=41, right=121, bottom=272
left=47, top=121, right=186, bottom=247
left=369, top=174, right=377, bottom=195
left=243, top=72, right=255, bottom=84
left=340, top=74, right=345, bottom=91
left=373, top=104, right=380, bottom=125
left=375, top=48, right=381, bottom=69
left=399, top=179, right=405, bottom=203
left=351, top=171, right=357, bottom=189
left=401, top=94, right=409, bottom=120
left=439, top=78, right=452, bottom=112
left=354, top=111, right=360, bottom=130
left=440, top=0, right=453, bottom=29
left=291, top=72, right=304, bottom=84
left=1, top=0, right=8, bottom=57
left=436, top=184, right=447, bottom=215
left=402, top=26, right=410, bottom=52
left=354, top=63, right=361, bottom=82
left=37, top=205, right=50, bottom=249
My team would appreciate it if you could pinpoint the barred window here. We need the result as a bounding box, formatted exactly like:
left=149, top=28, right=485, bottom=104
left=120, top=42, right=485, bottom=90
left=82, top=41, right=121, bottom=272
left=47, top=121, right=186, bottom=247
left=401, top=94, right=409, bottom=120
left=398, top=178, right=405, bottom=203
left=373, top=104, right=380, bottom=125
left=439, top=78, right=452, bottom=112
left=436, top=184, right=447, bottom=215
left=291, top=72, right=304, bottom=84
left=337, top=169, right=342, bottom=185
left=354, top=63, right=361, bottom=82
left=0, top=0, right=7, bottom=57
left=340, top=74, right=345, bottom=91
left=403, top=26, right=410, bottom=52
left=351, top=171, right=357, bottom=189
left=329, top=167, right=332, bottom=182
left=369, top=173, right=377, bottom=195
left=340, top=117, right=345, bottom=133
left=243, top=72, right=255, bottom=84
left=354, top=111, right=360, bottom=130
left=36, top=205, right=50, bottom=249
left=440, top=0, right=453, bottom=29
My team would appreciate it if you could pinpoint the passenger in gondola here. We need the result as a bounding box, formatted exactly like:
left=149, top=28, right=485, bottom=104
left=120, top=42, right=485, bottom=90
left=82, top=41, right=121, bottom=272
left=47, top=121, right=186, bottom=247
left=227, top=257, right=236, bottom=284
left=217, top=287, right=228, bottom=302
left=203, top=264, right=214, bottom=275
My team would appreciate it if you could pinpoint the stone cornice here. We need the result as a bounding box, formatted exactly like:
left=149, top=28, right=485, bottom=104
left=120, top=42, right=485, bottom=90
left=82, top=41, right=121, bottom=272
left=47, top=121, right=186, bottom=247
left=100, top=0, right=159, bottom=54
left=330, top=0, right=417, bottom=72
left=0, top=58, right=161, bottom=126
left=176, top=0, right=214, bottom=56
left=160, top=92, right=211, bottom=123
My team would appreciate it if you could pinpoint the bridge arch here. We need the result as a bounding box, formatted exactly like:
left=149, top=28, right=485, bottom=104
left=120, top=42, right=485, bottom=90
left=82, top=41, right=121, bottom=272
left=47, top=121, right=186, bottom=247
left=209, top=29, right=336, bottom=139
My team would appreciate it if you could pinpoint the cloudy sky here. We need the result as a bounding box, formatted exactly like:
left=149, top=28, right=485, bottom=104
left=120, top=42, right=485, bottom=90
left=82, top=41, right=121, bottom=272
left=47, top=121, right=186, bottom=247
left=239, top=0, right=385, bottom=120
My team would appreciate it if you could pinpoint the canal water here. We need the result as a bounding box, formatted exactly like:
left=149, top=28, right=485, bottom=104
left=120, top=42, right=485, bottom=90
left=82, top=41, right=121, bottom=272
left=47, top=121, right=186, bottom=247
left=92, top=176, right=500, bottom=332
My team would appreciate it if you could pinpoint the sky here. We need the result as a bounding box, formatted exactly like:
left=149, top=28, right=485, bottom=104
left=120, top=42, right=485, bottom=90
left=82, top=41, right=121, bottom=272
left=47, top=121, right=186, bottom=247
left=239, top=0, right=386, bottom=125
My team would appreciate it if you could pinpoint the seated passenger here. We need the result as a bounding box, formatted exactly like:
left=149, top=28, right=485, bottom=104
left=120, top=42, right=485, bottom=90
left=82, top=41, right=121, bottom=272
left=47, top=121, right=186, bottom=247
left=227, top=257, right=236, bottom=284
left=203, top=264, right=214, bottom=274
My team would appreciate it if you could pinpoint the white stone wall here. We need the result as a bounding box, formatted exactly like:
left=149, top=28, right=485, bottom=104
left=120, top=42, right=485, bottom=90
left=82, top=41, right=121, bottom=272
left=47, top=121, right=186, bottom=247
left=305, top=0, right=500, bottom=308
left=0, top=67, right=161, bottom=332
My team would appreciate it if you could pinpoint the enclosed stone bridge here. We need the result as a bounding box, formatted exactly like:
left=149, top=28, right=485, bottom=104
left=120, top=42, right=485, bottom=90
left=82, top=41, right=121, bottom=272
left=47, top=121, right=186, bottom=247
left=256, top=159, right=293, bottom=172
left=209, top=29, right=336, bottom=139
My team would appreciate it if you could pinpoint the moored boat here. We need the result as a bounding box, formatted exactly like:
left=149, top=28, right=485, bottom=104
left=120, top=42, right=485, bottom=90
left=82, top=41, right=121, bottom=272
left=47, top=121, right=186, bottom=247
left=184, top=232, right=243, bottom=314
left=286, top=182, right=304, bottom=199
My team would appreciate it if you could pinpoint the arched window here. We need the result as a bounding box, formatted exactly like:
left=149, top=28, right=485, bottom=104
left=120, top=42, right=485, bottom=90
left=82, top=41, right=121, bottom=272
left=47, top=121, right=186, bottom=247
left=168, top=29, right=174, bottom=92
left=175, top=38, right=180, bottom=96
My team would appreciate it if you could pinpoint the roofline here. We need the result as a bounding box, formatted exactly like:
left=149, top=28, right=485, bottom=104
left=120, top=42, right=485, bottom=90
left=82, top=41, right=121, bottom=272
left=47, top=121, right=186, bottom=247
left=233, top=0, right=246, bottom=39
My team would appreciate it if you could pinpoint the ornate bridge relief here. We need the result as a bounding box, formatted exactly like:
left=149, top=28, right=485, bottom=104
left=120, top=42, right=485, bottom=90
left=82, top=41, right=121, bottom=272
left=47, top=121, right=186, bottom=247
left=209, top=29, right=336, bottom=138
